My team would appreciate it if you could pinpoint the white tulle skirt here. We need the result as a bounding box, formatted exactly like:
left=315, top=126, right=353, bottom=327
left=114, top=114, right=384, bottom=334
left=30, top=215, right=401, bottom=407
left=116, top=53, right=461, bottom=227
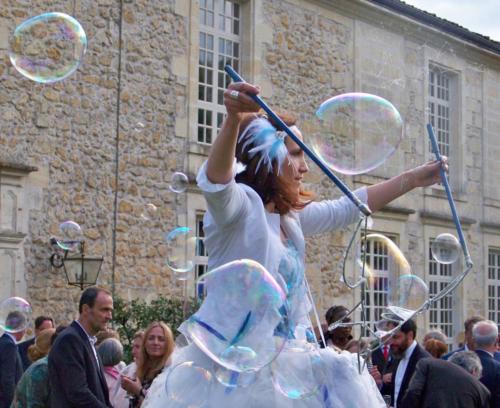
left=143, top=340, right=386, bottom=408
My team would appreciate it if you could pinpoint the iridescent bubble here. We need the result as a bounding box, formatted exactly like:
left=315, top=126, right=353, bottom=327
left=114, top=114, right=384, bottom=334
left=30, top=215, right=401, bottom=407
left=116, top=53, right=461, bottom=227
left=140, top=203, right=158, bottom=221
left=388, top=274, right=429, bottom=321
left=362, top=234, right=428, bottom=321
left=57, top=220, right=82, bottom=252
left=184, top=259, right=289, bottom=372
left=169, top=172, right=189, bottom=194
left=9, top=12, right=87, bottom=83
left=165, top=227, right=197, bottom=276
left=271, top=344, right=325, bottom=400
left=431, top=233, right=460, bottom=264
left=165, top=361, right=213, bottom=407
left=213, top=364, right=258, bottom=388
left=0, top=297, right=32, bottom=333
left=134, top=122, right=145, bottom=132
left=309, top=93, right=403, bottom=175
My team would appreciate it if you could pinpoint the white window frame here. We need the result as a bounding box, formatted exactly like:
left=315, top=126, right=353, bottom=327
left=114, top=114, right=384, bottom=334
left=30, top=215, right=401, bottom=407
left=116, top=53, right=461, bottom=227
left=197, top=0, right=241, bottom=145
left=360, top=233, right=398, bottom=332
left=487, top=248, right=500, bottom=331
left=194, top=212, right=209, bottom=299
left=428, top=238, right=454, bottom=346
left=428, top=66, right=451, bottom=158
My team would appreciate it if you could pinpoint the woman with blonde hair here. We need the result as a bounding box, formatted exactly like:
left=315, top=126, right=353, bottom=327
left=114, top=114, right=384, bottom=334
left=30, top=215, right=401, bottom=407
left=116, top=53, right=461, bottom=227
left=121, top=322, right=174, bottom=407
left=11, top=328, right=56, bottom=407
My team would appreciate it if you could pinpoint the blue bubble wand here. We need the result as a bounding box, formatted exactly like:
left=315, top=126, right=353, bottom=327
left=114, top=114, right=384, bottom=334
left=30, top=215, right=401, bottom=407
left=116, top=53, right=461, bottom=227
left=426, top=124, right=472, bottom=267
left=224, top=65, right=371, bottom=217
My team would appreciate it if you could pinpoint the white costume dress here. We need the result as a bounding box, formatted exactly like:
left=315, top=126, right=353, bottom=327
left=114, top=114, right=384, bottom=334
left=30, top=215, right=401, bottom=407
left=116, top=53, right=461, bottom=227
left=143, top=162, right=385, bottom=408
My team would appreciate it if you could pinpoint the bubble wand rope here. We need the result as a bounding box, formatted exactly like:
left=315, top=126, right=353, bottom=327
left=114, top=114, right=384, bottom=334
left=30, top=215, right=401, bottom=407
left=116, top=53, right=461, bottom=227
left=224, top=65, right=371, bottom=217
left=426, top=124, right=472, bottom=268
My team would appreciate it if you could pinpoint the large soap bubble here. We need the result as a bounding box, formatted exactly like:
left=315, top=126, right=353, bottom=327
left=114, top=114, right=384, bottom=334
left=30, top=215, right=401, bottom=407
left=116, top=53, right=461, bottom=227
left=309, top=93, right=403, bottom=175
left=0, top=297, right=32, bottom=333
left=9, top=12, right=87, bottom=83
left=362, top=234, right=428, bottom=321
left=431, top=233, right=460, bottom=265
left=184, top=259, right=289, bottom=373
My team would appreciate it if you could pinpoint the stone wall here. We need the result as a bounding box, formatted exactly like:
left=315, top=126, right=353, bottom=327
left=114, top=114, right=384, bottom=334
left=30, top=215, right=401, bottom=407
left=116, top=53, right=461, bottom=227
left=1, top=0, right=500, bottom=340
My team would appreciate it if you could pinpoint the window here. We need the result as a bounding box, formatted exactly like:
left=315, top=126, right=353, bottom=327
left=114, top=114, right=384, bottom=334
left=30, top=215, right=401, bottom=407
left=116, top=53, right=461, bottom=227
left=195, top=213, right=209, bottom=298
left=428, top=239, right=454, bottom=343
left=360, top=233, right=397, bottom=332
left=197, top=0, right=241, bottom=144
left=428, top=67, right=451, bottom=158
left=487, top=249, right=500, bottom=330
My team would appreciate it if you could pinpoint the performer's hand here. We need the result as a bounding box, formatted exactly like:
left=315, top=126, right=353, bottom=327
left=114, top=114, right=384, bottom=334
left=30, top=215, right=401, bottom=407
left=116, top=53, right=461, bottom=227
left=407, top=156, right=448, bottom=188
left=223, top=82, right=261, bottom=121
left=121, top=375, right=141, bottom=396
left=369, top=366, right=383, bottom=388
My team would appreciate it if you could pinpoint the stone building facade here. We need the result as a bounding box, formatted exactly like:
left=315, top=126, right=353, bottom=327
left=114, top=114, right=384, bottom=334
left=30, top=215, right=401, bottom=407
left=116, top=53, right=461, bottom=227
left=1, top=0, right=500, bottom=344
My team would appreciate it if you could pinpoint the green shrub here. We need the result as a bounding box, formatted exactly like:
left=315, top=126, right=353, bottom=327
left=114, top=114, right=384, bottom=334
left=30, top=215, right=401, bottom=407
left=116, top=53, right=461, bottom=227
left=112, top=295, right=200, bottom=362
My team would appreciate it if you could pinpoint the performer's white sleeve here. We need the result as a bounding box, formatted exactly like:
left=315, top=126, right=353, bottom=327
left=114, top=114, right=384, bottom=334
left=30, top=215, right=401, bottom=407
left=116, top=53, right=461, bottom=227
left=196, top=159, right=250, bottom=228
left=299, top=187, right=368, bottom=236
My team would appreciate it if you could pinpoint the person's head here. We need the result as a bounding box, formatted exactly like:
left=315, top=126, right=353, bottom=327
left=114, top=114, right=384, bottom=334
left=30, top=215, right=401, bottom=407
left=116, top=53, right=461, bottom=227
left=464, top=315, right=485, bottom=348
left=95, top=329, right=120, bottom=347
left=235, top=113, right=313, bottom=215
left=97, top=338, right=123, bottom=368
left=449, top=351, right=483, bottom=378
left=28, top=328, right=56, bottom=362
left=422, top=329, right=447, bottom=344
left=78, top=287, right=113, bottom=335
left=390, top=319, right=417, bottom=359
left=472, top=320, right=498, bottom=352
left=325, top=305, right=352, bottom=350
left=137, top=322, right=175, bottom=382
left=132, top=330, right=144, bottom=362
left=5, top=311, right=26, bottom=341
left=424, top=338, right=448, bottom=358
left=34, top=316, right=55, bottom=337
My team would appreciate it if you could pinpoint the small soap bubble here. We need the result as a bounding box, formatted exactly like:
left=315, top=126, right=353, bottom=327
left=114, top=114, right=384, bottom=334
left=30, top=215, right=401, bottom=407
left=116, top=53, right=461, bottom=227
left=140, top=203, right=158, bottom=221
left=431, top=233, right=460, bottom=264
left=271, top=345, right=325, bottom=400
left=57, top=220, right=82, bottom=251
left=165, top=362, right=213, bottom=407
left=169, top=172, right=189, bottom=194
left=9, top=12, right=87, bottom=83
left=165, top=227, right=197, bottom=275
left=134, top=122, right=145, bottom=132
left=0, top=297, right=32, bottom=333
left=309, top=93, right=403, bottom=175
left=213, top=364, right=258, bottom=388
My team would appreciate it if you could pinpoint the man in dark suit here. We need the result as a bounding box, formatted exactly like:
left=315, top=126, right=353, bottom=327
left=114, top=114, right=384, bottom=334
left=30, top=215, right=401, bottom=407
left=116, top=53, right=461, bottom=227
left=0, top=312, right=26, bottom=408
left=388, top=319, right=431, bottom=408
left=48, top=287, right=113, bottom=407
left=400, top=352, right=490, bottom=408
left=472, top=320, right=500, bottom=408
left=443, top=315, right=485, bottom=360
left=17, top=315, right=54, bottom=371
left=371, top=340, right=397, bottom=397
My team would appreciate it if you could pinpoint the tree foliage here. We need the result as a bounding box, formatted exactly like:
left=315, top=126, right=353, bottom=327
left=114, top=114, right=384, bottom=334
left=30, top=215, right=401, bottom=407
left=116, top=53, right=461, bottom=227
left=112, top=295, right=200, bottom=362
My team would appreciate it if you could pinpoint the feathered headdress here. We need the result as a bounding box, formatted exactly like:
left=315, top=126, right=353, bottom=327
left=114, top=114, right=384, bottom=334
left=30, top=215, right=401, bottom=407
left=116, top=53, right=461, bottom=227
left=238, top=117, right=289, bottom=175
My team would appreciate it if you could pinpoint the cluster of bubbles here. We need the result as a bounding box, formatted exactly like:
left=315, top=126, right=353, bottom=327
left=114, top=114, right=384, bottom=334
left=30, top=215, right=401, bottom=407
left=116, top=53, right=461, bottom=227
left=0, top=297, right=32, bottom=333
left=164, top=259, right=328, bottom=404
